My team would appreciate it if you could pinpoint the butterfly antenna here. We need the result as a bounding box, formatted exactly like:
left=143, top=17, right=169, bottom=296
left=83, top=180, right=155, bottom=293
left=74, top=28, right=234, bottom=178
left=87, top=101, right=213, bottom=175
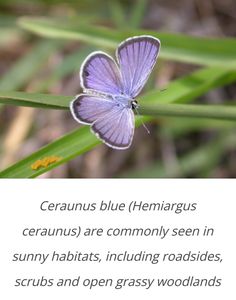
left=134, top=107, right=150, bottom=135
left=133, top=89, right=167, bottom=135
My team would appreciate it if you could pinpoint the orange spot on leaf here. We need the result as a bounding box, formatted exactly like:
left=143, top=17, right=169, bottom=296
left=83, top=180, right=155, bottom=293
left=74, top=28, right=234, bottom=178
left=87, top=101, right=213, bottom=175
left=31, top=156, right=61, bottom=170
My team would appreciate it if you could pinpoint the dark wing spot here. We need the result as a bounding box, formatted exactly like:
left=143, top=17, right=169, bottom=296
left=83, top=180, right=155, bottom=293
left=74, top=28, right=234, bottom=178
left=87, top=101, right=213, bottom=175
left=84, top=70, right=89, bottom=77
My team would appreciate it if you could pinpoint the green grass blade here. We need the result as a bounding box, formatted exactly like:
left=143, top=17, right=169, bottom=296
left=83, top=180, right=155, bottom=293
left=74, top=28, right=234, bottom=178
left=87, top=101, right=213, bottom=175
left=140, top=103, right=236, bottom=121
left=33, top=46, right=94, bottom=91
left=0, top=15, right=24, bottom=47
left=140, top=67, right=236, bottom=105
left=0, top=127, right=100, bottom=178
left=0, top=40, right=63, bottom=91
left=0, top=91, right=71, bottom=109
left=121, top=131, right=236, bottom=178
left=160, top=117, right=236, bottom=137
left=18, top=17, right=236, bottom=67
left=109, top=0, right=126, bottom=28
left=2, top=90, right=236, bottom=121
left=129, top=0, right=146, bottom=28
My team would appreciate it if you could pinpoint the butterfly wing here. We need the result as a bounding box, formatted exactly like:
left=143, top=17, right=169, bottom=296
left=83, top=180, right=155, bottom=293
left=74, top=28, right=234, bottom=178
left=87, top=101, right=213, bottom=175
left=91, top=105, right=134, bottom=149
left=80, top=51, right=122, bottom=95
left=116, top=35, right=160, bottom=98
left=71, top=94, right=134, bottom=149
left=71, top=94, right=116, bottom=125
left=72, top=36, right=160, bottom=149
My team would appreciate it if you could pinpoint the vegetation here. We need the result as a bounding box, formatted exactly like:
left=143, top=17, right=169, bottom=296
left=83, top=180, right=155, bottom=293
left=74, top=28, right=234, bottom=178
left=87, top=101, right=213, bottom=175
left=0, top=0, right=235, bottom=178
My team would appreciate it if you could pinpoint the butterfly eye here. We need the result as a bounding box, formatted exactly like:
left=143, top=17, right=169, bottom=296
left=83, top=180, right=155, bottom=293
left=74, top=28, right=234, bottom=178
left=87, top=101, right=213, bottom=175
left=131, top=100, right=138, bottom=110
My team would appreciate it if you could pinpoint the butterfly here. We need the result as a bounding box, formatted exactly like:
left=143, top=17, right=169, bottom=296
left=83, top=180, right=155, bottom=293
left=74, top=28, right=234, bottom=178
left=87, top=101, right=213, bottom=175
left=70, top=35, right=160, bottom=150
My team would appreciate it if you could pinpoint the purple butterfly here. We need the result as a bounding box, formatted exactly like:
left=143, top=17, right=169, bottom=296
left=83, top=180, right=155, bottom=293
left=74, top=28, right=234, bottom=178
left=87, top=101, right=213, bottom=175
left=70, top=35, right=160, bottom=149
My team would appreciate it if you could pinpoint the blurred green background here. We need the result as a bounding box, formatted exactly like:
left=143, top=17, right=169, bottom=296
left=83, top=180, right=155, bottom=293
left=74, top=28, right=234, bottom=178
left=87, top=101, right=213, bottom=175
left=0, top=0, right=236, bottom=178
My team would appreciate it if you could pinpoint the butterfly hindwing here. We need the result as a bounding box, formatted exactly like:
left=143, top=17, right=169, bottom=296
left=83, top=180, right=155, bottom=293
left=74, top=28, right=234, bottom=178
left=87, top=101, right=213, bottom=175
left=71, top=94, right=116, bottom=125
left=71, top=94, right=135, bottom=149
left=91, top=105, right=134, bottom=149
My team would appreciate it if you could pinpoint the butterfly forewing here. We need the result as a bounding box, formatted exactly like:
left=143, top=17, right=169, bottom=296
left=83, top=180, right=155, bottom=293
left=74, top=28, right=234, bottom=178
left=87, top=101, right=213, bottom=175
left=117, top=36, right=160, bottom=98
left=80, top=51, right=122, bottom=95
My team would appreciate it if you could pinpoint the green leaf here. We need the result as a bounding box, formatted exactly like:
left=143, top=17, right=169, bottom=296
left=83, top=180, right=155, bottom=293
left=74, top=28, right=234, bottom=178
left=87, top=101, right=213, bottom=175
left=140, top=102, right=236, bottom=121
left=2, top=90, right=236, bottom=121
left=18, top=17, right=236, bottom=67
left=0, top=91, right=71, bottom=109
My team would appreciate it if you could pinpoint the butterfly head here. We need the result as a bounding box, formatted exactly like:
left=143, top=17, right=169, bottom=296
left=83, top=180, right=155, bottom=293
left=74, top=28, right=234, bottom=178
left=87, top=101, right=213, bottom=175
left=131, top=99, right=139, bottom=110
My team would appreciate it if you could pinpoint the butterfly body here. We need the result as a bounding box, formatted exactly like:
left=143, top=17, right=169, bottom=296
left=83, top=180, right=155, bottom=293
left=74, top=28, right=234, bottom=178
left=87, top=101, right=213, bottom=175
left=113, top=95, right=134, bottom=109
left=70, top=35, right=160, bottom=149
